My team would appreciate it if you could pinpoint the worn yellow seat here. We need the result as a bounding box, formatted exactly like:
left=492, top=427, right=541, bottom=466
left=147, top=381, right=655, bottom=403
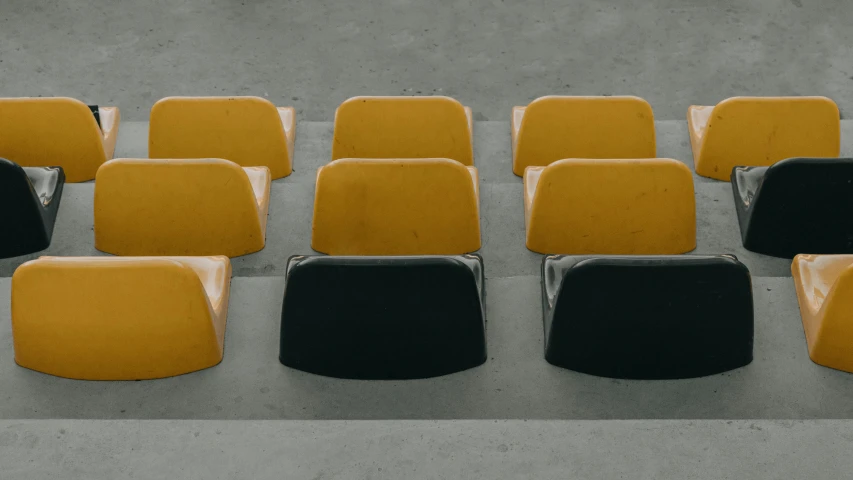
left=0, top=97, right=120, bottom=182
left=524, top=158, right=695, bottom=254
left=94, top=158, right=269, bottom=257
left=792, top=254, right=853, bottom=373
left=331, top=96, right=474, bottom=165
left=148, top=96, right=294, bottom=179
left=312, top=158, right=480, bottom=255
left=11, top=256, right=232, bottom=380
left=512, top=96, right=656, bottom=176
left=688, top=96, right=840, bottom=180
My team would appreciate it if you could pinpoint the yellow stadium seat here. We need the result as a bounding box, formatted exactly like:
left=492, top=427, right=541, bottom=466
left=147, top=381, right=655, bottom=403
left=0, top=97, right=120, bottom=182
left=312, top=158, right=480, bottom=255
left=148, top=96, right=294, bottom=179
left=524, top=158, right=695, bottom=254
left=331, top=96, right=474, bottom=165
left=11, top=256, right=231, bottom=380
left=792, top=254, right=853, bottom=373
left=511, top=96, right=656, bottom=176
left=94, top=158, right=270, bottom=257
left=688, top=96, right=840, bottom=180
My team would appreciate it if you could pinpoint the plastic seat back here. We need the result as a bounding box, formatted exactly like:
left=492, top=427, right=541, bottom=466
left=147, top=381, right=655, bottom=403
left=332, top=96, right=473, bottom=165
left=95, top=158, right=269, bottom=257
left=149, top=96, right=292, bottom=178
left=543, top=255, right=754, bottom=379
left=732, top=157, right=853, bottom=257
left=312, top=158, right=480, bottom=255
left=689, top=97, right=839, bottom=180
left=525, top=158, right=695, bottom=254
left=11, top=256, right=231, bottom=380
left=280, top=255, right=486, bottom=379
left=512, top=96, right=656, bottom=175
left=0, top=97, right=110, bottom=182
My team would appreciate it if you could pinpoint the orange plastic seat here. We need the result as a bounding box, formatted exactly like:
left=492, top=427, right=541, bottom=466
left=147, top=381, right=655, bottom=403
left=688, top=96, right=840, bottom=180
left=512, top=96, right=656, bottom=176
left=0, top=97, right=120, bottom=182
left=11, top=256, right=232, bottom=380
left=94, top=158, right=270, bottom=257
left=524, top=158, right=696, bottom=254
left=149, top=96, right=295, bottom=179
left=312, top=158, right=480, bottom=255
left=332, top=96, right=474, bottom=165
left=792, top=254, right=853, bottom=373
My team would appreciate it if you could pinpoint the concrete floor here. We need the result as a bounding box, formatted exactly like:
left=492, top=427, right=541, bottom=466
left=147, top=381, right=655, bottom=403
left=1, top=0, right=852, bottom=121
left=3, top=0, right=853, bottom=477
left=4, top=420, right=853, bottom=479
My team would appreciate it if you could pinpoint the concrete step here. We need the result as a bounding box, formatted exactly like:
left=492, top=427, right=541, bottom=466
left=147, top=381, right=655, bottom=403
left=2, top=419, right=852, bottom=478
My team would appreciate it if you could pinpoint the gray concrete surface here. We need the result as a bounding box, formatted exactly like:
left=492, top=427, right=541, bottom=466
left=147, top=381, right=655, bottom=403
left=3, top=275, right=852, bottom=420
left=3, top=419, right=853, bottom=479
left=1, top=0, right=852, bottom=121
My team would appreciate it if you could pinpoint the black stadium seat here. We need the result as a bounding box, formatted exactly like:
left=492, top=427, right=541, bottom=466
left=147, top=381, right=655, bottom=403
left=0, top=158, right=64, bottom=258
left=280, top=255, right=487, bottom=379
left=731, top=157, right=853, bottom=258
left=541, top=255, right=753, bottom=379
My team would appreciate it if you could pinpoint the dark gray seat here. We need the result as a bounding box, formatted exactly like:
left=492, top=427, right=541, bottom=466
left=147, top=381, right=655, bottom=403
left=0, top=158, right=65, bottom=258
left=280, top=254, right=487, bottom=379
left=731, top=157, right=853, bottom=258
left=542, top=255, right=754, bottom=379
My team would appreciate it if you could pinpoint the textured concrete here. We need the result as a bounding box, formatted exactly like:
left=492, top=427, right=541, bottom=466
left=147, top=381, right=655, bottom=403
left=1, top=0, right=852, bottom=121
left=4, top=419, right=853, bottom=479
left=4, top=275, right=853, bottom=420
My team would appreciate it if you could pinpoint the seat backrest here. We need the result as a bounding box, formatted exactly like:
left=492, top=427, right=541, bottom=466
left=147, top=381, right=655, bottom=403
left=149, top=96, right=291, bottom=178
left=311, top=158, right=480, bottom=255
left=94, top=158, right=264, bottom=257
left=543, top=255, right=753, bottom=379
left=527, top=158, right=695, bottom=254
left=793, top=254, right=853, bottom=368
left=0, top=158, right=40, bottom=208
left=0, top=97, right=106, bottom=182
left=11, top=256, right=222, bottom=380
left=0, top=158, right=49, bottom=251
left=735, top=158, right=853, bottom=257
left=0, top=159, right=63, bottom=258
left=792, top=254, right=853, bottom=316
left=280, top=254, right=486, bottom=379
left=698, top=97, right=839, bottom=178
left=332, top=96, right=473, bottom=165
left=514, top=96, right=656, bottom=175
